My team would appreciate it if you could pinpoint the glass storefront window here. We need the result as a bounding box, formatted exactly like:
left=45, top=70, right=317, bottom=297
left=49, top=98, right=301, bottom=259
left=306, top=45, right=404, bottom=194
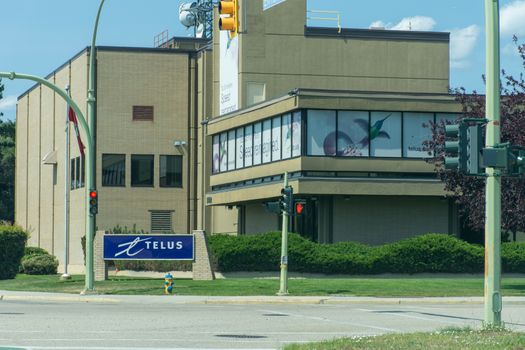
left=403, top=112, right=434, bottom=158
left=253, top=122, right=262, bottom=165
left=227, top=130, right=236, bottom=170
left=236, top=128, right=244, bottom=169
left=272, top=116, right=281, bottom=161
left=282, top=113, right=292, bottom=159
left=262, top=119, right=272, bottom=163
left=212, top=135, right=220, bottom=174
left=337, top=111, right=369, bottom=157
left=370, top=111, right=402, bottom=157
left=292, top=111, right=301, bottom=157
left=244, top=125, right=253, bottom=167
left=307, top=110, right=336, bottom=156
left=219, top=132, right=228, bottom=172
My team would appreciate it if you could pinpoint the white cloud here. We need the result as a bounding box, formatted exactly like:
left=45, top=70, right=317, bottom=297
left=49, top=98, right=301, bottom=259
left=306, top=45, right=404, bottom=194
left=369, top=16, right=436, bottom=31
left=501, top=0, right=525, bottom=36
left=0, top=95, right=17, bottom=111
left=449, top=25, right=480, bottom=69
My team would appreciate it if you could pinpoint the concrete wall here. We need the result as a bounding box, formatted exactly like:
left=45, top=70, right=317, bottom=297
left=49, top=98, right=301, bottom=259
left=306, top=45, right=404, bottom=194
left=236, top=0, right=449, bottom=109
left=95, top=49, right=192, bottom=234
left=332, top=195, right=449, bottom=244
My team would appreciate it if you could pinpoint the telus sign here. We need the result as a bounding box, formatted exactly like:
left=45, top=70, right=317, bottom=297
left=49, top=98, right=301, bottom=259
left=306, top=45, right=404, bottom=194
left=103, top=235, right=194, bottom=260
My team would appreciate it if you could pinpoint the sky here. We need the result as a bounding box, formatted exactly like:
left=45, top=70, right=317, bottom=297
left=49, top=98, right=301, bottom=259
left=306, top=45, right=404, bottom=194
left=1, top=0, right=525, bottom=120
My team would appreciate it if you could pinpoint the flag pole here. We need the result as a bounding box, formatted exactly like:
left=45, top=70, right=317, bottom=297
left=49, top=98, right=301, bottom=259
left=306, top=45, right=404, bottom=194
left=61, top=85, right=72, bottom=281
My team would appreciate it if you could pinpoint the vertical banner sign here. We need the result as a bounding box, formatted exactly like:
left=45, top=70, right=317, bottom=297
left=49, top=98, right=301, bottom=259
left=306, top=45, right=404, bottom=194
left=263, top=0, right=287, bottom=11
left=220, top=31, right=239, bottom=115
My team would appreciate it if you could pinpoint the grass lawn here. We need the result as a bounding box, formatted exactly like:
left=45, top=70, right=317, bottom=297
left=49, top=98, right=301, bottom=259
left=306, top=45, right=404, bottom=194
left=283, top=327, right=525, bottom=350
left=1, top=274, right=525, bottom=296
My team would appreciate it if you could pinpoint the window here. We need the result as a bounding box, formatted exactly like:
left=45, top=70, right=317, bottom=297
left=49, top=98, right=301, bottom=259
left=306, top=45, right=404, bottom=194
left=133, top=106, right=154, bottom=121
left=337, top=111, right=369, bottom=157
left=272, top=116, right=281, bottom=161
left=403, top=113, right=434, bottom=158
left=102, top=154, right=125, bottom=187
left=370, top=112, right=402, bottom=157
left=131, top=155, right=154, bottom=187
left=307, top=110, right=336, bottom=156
left=70, top=156, right=85, bottom=190
left=246, top=82, right=266, bottom=106
left=150, top=210, right=173, bottom=233
left=160, top=155, right=182, bottom=188
left=262, top=119, right=271, bottom=163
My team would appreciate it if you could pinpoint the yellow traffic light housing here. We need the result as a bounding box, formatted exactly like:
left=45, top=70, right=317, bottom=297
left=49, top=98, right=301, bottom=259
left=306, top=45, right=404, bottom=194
left=219, top=0, right=239, bottom=37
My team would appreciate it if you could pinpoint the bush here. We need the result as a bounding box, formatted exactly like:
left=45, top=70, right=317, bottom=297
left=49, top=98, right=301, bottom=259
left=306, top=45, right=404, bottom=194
left=0, top=225, right=28, bottom=279
left=114, top=260, right=192, bottom=272
left=207, top=232, right=500, bottom=274
left=21, top=254, right=59, bottom=275
left=24, top=246, right=50, bottom=257
left=502, top=242, right=525, bottom=273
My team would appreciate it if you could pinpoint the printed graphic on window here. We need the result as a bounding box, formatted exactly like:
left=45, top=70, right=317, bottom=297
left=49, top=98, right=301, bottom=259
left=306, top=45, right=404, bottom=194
left=253, top=122, right=262, bottom=165
left=307, top=110, right=337, bottom=156
left=403, top=113, right=434, bottom=158
left=219, top=132, right=228, bottom=172
left=370, top=112, right=402, bottom=157
left=244, top=125, right=253, bottom=167
left=262, top=119, right=272, bottom=163
left=236, top=127, right=244, bottom=169
left=292, top=112, right=301, bottom=157
left=337, top=111, right=369, bottom=157
left=282, top=114, right=292, bottom=159
left=227, top=130, right=236, bottom=170
left=272, top=116, right=281, bottom=161
left=212, top=135, right=220, bottom=173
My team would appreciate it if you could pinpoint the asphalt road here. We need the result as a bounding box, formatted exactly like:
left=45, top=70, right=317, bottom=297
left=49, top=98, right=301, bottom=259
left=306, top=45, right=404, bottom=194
left=1, top=294, right=525, bottom=350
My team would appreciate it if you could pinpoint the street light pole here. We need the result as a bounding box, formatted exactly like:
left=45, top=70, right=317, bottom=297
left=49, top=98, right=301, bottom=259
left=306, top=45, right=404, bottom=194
left=484, top=0, right=502, bottom=327
left=84, top=0, right=106, bottom=293
left=0, top=74, right=94, bottom=284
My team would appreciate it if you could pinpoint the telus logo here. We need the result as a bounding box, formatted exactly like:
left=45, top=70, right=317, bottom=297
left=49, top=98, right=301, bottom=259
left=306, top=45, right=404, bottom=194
left=114, top=237, right=184, bottom=258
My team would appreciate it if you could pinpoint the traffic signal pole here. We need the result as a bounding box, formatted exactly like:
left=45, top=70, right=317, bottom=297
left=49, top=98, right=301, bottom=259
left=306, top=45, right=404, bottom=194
left=278, top=172, right=289, bottom=295
left=484, top=0, right=502, bottom=327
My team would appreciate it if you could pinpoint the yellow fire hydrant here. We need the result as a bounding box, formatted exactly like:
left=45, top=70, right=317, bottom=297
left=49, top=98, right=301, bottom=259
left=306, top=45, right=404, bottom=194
left=164, top=272, right=174, bottom=294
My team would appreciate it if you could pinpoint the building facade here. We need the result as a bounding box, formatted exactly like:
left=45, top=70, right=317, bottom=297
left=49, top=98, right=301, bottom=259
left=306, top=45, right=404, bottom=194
left=16, top=0, right=460, bottom=272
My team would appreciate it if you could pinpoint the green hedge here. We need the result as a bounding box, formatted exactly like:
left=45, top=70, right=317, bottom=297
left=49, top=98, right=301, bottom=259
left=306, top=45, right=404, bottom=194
left=21, top=254, right=59, bottom=275
left=0, top=225, right=28, bottom=279
left=208, top=232, right=525, bottom=274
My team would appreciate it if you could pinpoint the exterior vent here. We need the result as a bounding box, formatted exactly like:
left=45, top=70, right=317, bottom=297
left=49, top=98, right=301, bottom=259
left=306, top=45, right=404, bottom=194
left=150, top=210, right=173, bottom=233
left=133, top=106, right=154, bottom=121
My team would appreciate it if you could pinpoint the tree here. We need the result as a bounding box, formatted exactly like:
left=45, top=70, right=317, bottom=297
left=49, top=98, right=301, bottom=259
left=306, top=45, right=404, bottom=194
left=0, top=78, right=16, bottom=223
left=426, top=37, right=525, bottom=242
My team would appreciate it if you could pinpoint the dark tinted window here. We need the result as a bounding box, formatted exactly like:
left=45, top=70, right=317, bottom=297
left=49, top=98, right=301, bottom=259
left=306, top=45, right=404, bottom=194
left=131, top=154, right=154, bottom=187
left=102, top=154, right=125, bottom=187
left=160, top=155, right=182, bottom=188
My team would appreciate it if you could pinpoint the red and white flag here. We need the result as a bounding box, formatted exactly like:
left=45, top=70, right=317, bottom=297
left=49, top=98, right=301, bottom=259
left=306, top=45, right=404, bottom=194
left=68, top=107, right=85, bottom=156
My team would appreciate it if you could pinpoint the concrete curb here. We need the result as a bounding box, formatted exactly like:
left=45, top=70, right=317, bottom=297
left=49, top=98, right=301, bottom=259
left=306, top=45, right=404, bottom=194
left=2, top=290, right=525, bottom=306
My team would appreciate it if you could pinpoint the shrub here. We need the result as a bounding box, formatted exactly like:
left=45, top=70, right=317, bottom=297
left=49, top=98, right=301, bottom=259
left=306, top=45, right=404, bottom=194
left=207, top=232, right=496, bottom=274
left=114, top=260, right=192, bottom=272
left=502, top=242, right=525, bottom=273
left=24, top=246, right=50, bottom=257
left=0, top=225, right=28, bottom=279
left=21, top=254, right=59, bottom=275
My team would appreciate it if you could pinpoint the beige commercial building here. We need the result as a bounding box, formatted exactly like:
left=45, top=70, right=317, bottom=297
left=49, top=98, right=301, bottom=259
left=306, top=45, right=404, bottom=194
left=16, top=0, right=460, bottom=272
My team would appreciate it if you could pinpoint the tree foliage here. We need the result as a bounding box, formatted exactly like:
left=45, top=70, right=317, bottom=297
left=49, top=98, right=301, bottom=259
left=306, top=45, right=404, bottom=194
left=426, top=37, right=525, bottom=241
left=0, top=78, right=16, bottom=223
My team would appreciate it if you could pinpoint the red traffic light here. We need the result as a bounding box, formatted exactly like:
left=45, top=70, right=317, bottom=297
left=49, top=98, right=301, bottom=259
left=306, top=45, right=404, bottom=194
left=89, top=191, right=97, bottom=199
left=295, top=202, right=304, bottom=215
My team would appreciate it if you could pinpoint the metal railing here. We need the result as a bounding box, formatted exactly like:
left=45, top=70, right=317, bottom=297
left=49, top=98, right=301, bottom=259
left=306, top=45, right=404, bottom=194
left=307, top=10, right=342, bottom=33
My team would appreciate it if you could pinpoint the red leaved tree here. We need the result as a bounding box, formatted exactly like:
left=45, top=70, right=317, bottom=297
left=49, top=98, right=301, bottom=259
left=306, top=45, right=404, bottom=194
left=426, top=37, right=525, bottom=242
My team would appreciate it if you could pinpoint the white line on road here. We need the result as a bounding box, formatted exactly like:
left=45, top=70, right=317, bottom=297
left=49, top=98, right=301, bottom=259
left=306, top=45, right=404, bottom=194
left=257, top=309, right=396, bottom=332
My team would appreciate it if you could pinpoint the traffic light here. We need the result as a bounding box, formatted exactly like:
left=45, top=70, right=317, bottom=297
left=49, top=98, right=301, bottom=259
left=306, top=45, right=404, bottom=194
left=507, top=147, right=525, bottom=176
left=294, top=200, right=306, bottom=216
left=444, top=123, right=467, bottom=172
left=218, top=0, right=239, bottom=37
left=89, top=190, right=98, bottom=215
left=465, top=124, right=483, bottom=175
left=264, top=201, right=282, bottom=215
left=281, top=186, right=293, bottom=215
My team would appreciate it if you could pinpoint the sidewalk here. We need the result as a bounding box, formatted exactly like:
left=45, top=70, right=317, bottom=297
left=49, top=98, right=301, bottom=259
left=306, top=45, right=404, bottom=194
left=2, top=289, right=525, bottom=306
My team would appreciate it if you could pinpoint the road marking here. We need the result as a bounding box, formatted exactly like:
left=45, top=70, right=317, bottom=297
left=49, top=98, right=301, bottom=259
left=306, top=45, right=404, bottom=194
left=257, top=308, right=396, bottom=332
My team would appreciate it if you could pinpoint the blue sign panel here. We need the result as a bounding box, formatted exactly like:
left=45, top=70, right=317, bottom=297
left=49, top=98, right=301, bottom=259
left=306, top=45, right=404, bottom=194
left=103, top=235, right=194, bottom=261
